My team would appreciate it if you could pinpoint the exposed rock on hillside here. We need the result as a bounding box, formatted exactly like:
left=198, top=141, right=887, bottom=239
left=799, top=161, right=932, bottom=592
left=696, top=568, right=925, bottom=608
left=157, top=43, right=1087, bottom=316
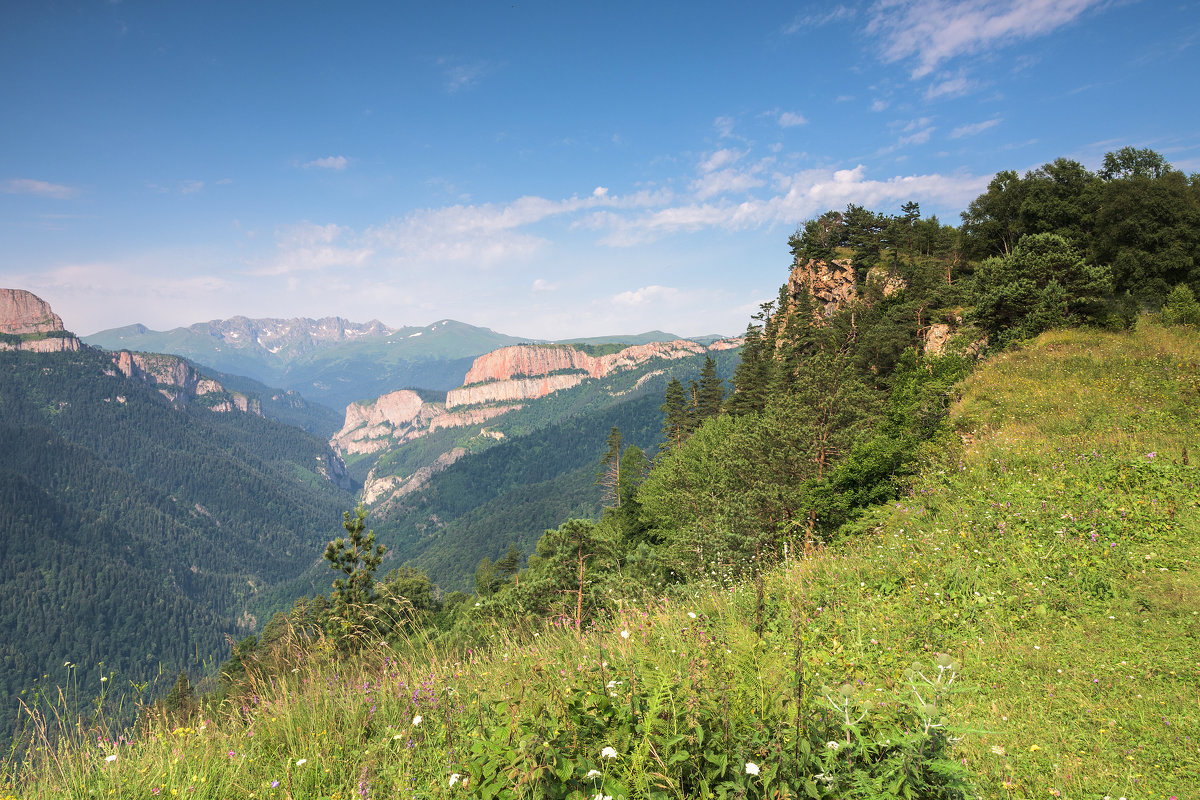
left=786, top=259, right=906, bottom=319
left=0, top=289, right=81, bottom=352
left=332, top=389, right=514, bottom=455
left=446, top=374, right=587, bottom=408
left=111, top=351, right=262, bottom=414
left=462, top=340, right=717, bottom=385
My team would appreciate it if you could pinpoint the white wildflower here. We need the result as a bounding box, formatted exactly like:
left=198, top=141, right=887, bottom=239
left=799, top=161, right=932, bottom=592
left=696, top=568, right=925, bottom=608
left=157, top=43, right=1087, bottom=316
left=295, top=758, right=307, bottom=766
left=105, top=754, right=117, bottom=763
left=620, top=630, right=630, bottom=639
left=413, top=714, right=423, bottom=726
left=745, top=761, right=759, bottom=775
left=449, top=773, right=461, bottom=786
left=600, top=746, right=618, bottom=759
left=585, top=769, right=601, bottom=778
left=826, top=741, right=840, bottom=751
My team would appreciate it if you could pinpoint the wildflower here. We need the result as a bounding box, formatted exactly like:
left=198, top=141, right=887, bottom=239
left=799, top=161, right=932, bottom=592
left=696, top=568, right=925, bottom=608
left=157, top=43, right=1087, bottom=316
left=601, top=746, right=618, bottom=759
left=745, top=761, right=760, bottom=776
left=620, top=630, right=630, bottom=639
left=295, top=758, right=307, bottom=766
left=585, top=769, right=601, bottom=778
left=1029, top=745, right=1040, bottom=751
left=991, top=745, right=1006, bottom=756
left=687, top=612, right=696, bottom=619
left=270, top=780, right=279, bottom=788
left=592, top=795, right=612, bottom=800
left=826, top=741, right=840, bottom=751
left=448, top=774, right=460, bottom=787
left=413, top=714, right=422, bottom=726
left=105, top=754, right=117, bottom=763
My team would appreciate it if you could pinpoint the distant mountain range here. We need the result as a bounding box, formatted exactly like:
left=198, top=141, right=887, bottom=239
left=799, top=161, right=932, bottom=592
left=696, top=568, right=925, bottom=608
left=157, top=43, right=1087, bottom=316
left=84, top=318, right=715, bottom=410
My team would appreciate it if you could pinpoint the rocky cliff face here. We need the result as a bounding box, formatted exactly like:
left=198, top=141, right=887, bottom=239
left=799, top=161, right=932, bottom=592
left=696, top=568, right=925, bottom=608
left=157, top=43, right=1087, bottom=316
left=0, top=289, right=81, bottom=352
left=111, top=351, right=261, bottom=415
left=461, top=340, right=715, bottom=385
left=450, top=339, right=733, bottom=408
left=331, top=389, right=514, bottom=455
left=786, top=260, right=906, bottom=319
left=446, top=373, right=588, bottom=408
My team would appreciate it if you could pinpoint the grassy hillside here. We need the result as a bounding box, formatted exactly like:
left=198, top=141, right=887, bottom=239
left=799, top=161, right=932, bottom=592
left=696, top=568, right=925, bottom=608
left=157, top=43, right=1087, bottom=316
left=4, top=322, right=1196, bottom=798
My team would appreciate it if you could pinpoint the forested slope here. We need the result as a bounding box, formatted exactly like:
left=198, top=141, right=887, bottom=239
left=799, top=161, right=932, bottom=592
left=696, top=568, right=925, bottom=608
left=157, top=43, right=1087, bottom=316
left=0, top=346, right=354, bottom=739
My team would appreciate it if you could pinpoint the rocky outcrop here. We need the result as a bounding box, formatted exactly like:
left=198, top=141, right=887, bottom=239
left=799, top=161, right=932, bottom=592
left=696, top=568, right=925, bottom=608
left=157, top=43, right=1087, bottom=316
left=362, top=447, right=468, bottom=507
left=331, top=389, right=516, bottom=455
left=0, top=289, right=82, bottom=352
left=786, top=260, right=906, bottom=320
left=446, top=374, right=587, bottom=408
left=788, top=259, right=858, bottom=318
left=923, top=323, right=952, bottom=356
left=0, top=289, right=65, bottom=334
left=462, top=339, right=712, bottom=385
left=112, top=351, right=261, bottom=415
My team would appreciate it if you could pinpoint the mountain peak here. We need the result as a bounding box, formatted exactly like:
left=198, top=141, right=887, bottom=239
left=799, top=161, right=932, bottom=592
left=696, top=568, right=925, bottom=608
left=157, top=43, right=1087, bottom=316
left=0, top=288, right=66, bottom=335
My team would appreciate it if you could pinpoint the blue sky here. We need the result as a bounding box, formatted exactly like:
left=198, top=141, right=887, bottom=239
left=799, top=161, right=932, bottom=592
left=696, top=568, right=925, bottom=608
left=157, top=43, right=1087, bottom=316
left=3, top=1, right=1198, bottom=339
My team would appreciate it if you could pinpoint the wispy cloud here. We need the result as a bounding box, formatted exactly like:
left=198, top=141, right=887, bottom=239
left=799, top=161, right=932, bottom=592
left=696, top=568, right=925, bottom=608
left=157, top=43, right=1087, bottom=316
left=714, top=115, right=737, bottom=139
left=924, top=73, right=979, bottom=100
left=303, top=155, right=349, bottom=170
left=594, top=164, right=987, bottom=246
left=778, top=111, right=808, bottom=128
left=783, top=4, right=856, bottom=34
left=868, top=0, right=1103, bottom=79
left=255, top=222, right=375, bottom=276
left=2, top=178, right=80, bottom=199
left=613, top=285, right=679, bottom=306
left=950, top=118, right=1002, bottom=138
left=180, top=180, right=205, bottom=194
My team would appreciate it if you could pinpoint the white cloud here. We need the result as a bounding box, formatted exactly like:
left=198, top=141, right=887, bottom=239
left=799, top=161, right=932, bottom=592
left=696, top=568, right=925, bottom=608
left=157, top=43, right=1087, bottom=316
left=613, top=285, right=679, bottom=306
left=924, top=73, right=978, bottom=100
left=870, top=99, right=889, bottom=112
left=867, top=0, right=1102, bottom=79
left=255, top=222, right=374, bottom=276
left=532, top=278, right=557, bottom=292
left=783, top=4, right=856, bottom=34
left=594, top=164, right=988, bottom=246
left=2, top=178, right=80, bottom=199
left=180, top=180, right=205, bottom=194
left=778, top=111, right=808, bottom=128
left=714, top=115, right=737, bottom=138
left=699, top=148, right=746, bottom=173
left=691, top=169, right=766, bottom=200
left=303, top=155, right=349, bottom=170
left=950, top=118, right=1002, bottom=138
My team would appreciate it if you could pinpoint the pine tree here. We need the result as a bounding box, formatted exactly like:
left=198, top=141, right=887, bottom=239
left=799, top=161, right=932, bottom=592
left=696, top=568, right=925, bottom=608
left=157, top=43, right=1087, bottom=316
left=324, top=507, right=386, bottom=632
left=696, top=355, right=724, bottom=420
left=661, top=377, right=689, bottom=449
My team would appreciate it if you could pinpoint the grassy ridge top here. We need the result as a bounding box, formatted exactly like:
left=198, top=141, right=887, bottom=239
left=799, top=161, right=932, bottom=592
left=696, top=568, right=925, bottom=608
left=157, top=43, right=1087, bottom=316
left=4, top=323, right=1197, bottom=799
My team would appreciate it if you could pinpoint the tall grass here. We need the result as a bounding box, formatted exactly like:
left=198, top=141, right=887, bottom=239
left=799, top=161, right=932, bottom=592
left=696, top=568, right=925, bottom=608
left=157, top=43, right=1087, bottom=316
left=3, top=322, right=1196, bottom=799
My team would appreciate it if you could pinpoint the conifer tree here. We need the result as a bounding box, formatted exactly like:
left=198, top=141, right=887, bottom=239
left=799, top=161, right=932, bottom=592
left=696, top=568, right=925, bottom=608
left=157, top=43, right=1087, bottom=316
left=324, top=506, right=386, bottom=629
left=660, top=377, right=689, bottom=449
left=696, top=355, right=725, bottom=420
